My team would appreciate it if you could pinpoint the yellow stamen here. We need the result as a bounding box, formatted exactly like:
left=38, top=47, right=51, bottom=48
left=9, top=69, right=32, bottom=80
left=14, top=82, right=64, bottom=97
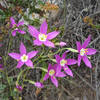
left=60, top=59, right=67, bottom=66
left=49, top=69, right=55, bottom=76
left=20, top=54, right=28, bottom=62
left=80, top=48, right=88, bottom=56
left=39, top=33, right=47, bottom=41
left=84, top=49, right=88, bottom=54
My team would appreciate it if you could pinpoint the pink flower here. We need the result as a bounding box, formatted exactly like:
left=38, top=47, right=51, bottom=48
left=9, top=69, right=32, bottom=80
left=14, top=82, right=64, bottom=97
left=0, top=44, right=2, bottom=47
left=59, top=42, right=67, bottom=47
left=0, top=64, right=3, bottom=70
left=0, top=57, right=3, bottom=70
left=43, top=64, right=66, bottom=87
left=55, top=52, right=77, bottom=77
left=76, top=35, right=97, bottom=68
left=28, top=21, right=60, bottom=48
left=10, top=17, right=26, bottom=36
left=9, top=42, right=38, bottom=68
left=34, top=82, right=44, bottom=88
left=16, top=84, right=23, bottom=91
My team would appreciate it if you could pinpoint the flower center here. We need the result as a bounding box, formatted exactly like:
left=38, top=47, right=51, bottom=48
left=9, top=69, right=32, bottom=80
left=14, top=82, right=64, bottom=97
left=20, top=54, right=28, bottom=62
left=80, top=48, right=88, bottom=56
left=49, top=69, right=55, bottom=76
left=39, top=33, right=47, bottom=41
left=60, top=59, right=67, bottom=66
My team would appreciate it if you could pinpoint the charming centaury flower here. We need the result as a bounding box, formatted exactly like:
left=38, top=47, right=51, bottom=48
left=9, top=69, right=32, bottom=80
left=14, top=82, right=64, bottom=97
left=55, top=52, right=77, bottom=77
left=59, top=42, right=67, bottom=47
left=10, top=17, right=26, bottom=36
left=76, top=35, right=97, bottom=68
left=0, top=64, right=3, bottom=70
left=34, top=82, right=44, bottom=88
left=9, top=42, right=38, bottom=68
left=0, top=57, right=2, bottom=59
left=0, top=56, right=3, bottom=70
left=0, top=43, right=2, bottom=47
left=16, top=84, right=23, bottom=91
left=43, top=64, right=66, bottom=87
left=28, top=21, right=60, bottom=48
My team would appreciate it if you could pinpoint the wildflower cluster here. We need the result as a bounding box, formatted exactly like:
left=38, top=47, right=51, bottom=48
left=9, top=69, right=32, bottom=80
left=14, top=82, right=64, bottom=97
left=7, top=17, right=97, bottom=89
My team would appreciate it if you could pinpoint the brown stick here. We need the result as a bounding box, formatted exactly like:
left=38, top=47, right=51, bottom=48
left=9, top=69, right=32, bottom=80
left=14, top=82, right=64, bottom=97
left=0, top=4, right=6, bottom=11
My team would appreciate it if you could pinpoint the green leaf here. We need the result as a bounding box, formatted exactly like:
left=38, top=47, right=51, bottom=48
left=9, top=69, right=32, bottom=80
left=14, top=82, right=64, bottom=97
left=37, top=0, right=44, bottom=5
left=50, top=59, right=57, bottom=63
left=0, top=73, right=3, bottom=78
left=66, top=48, right=78, bottom=53
left=40, top=62, right=48, bottom=82
left=94, top=25, right=100, bottom=29
left=0, top=84, right=6, bottom=90
left=0, top=9, right=5, bottom=15
left=28, top=80, right=35, bottom=84
left=8, top=77, right=14, bottom=85
left=24, top=34, right=31, bottom=41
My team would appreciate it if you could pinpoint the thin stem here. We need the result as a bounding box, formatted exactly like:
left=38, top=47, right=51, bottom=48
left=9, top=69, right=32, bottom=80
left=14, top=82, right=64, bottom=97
left=3, top=33, right=13, bottom=96
left=17, top=66, right=47, bottom=84
left=42, top=47, right=77, bottom=58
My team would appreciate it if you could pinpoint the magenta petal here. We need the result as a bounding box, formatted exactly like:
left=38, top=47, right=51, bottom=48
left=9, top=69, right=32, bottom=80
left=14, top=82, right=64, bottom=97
left=16, top=85, right=23, bottom=91
left=82, top=56, right=92, bottom=68
left=16, top=61, right=24, bottom=68
left=67, top=59, right=77, bottom=65
left=12, top=30, right=17, bottom=37
left=87, top=48, right=97, bottom=55
left=55, top=55, right=61, bottom=62
left=34, top=82, right=44, bottom=88
left=59, top=42, right=67, bottom=47
left=78, top=54, right=81, bottom=66
left=28, top=25, right=39, bottom=38
left=17, top=21, right=24, bottom=27
left=48, top=64, right=53, bottom=71
left=44, top=41, right=55, bottom=48
left=40, top=21, right=47, bottom=34
left=10, top=17, right=16, bottom=25
left=9, top=53, right=20, bottom=60
left=51, top=77, right=58, bottom=87
left=0, top=64, right=3, bottom=70
left=47, top=31, right=60, bottom=40
left=0, top=44, right=2, bottom=47
left=62, top=52, right=67, bottom=59
left=20, top=42, right=26, bottom=54
left=56, top=72, right=66, bottom=77
left=82, top=35, right=91, bottom=48
left=76, top=41, right=82, bottom=52
left=64, top=66, right=73, bottom=77
left=25, top=60, right=33, bottom=68
left=43, top=73, right=49, bottom=81
left=33, top=39, right=42, bottom=46
left=18, top=29, right=26, bottom=34
left=27, top=51, right=38, bottom=59
left=55, top=64, right=61, bottom=74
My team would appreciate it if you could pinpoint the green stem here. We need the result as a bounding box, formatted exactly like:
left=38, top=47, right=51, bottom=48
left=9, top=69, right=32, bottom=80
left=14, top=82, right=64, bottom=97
left=17, top=66, right=47, bottom=84
left=16, top=68, right=30, bottom=84
left=3, top=33, right=13, bottom=96
left=32, top=45, right=45, bottom=63
left=24, top=79, right=35, bottom=84
left=41, top=47, right=69, bottom=58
